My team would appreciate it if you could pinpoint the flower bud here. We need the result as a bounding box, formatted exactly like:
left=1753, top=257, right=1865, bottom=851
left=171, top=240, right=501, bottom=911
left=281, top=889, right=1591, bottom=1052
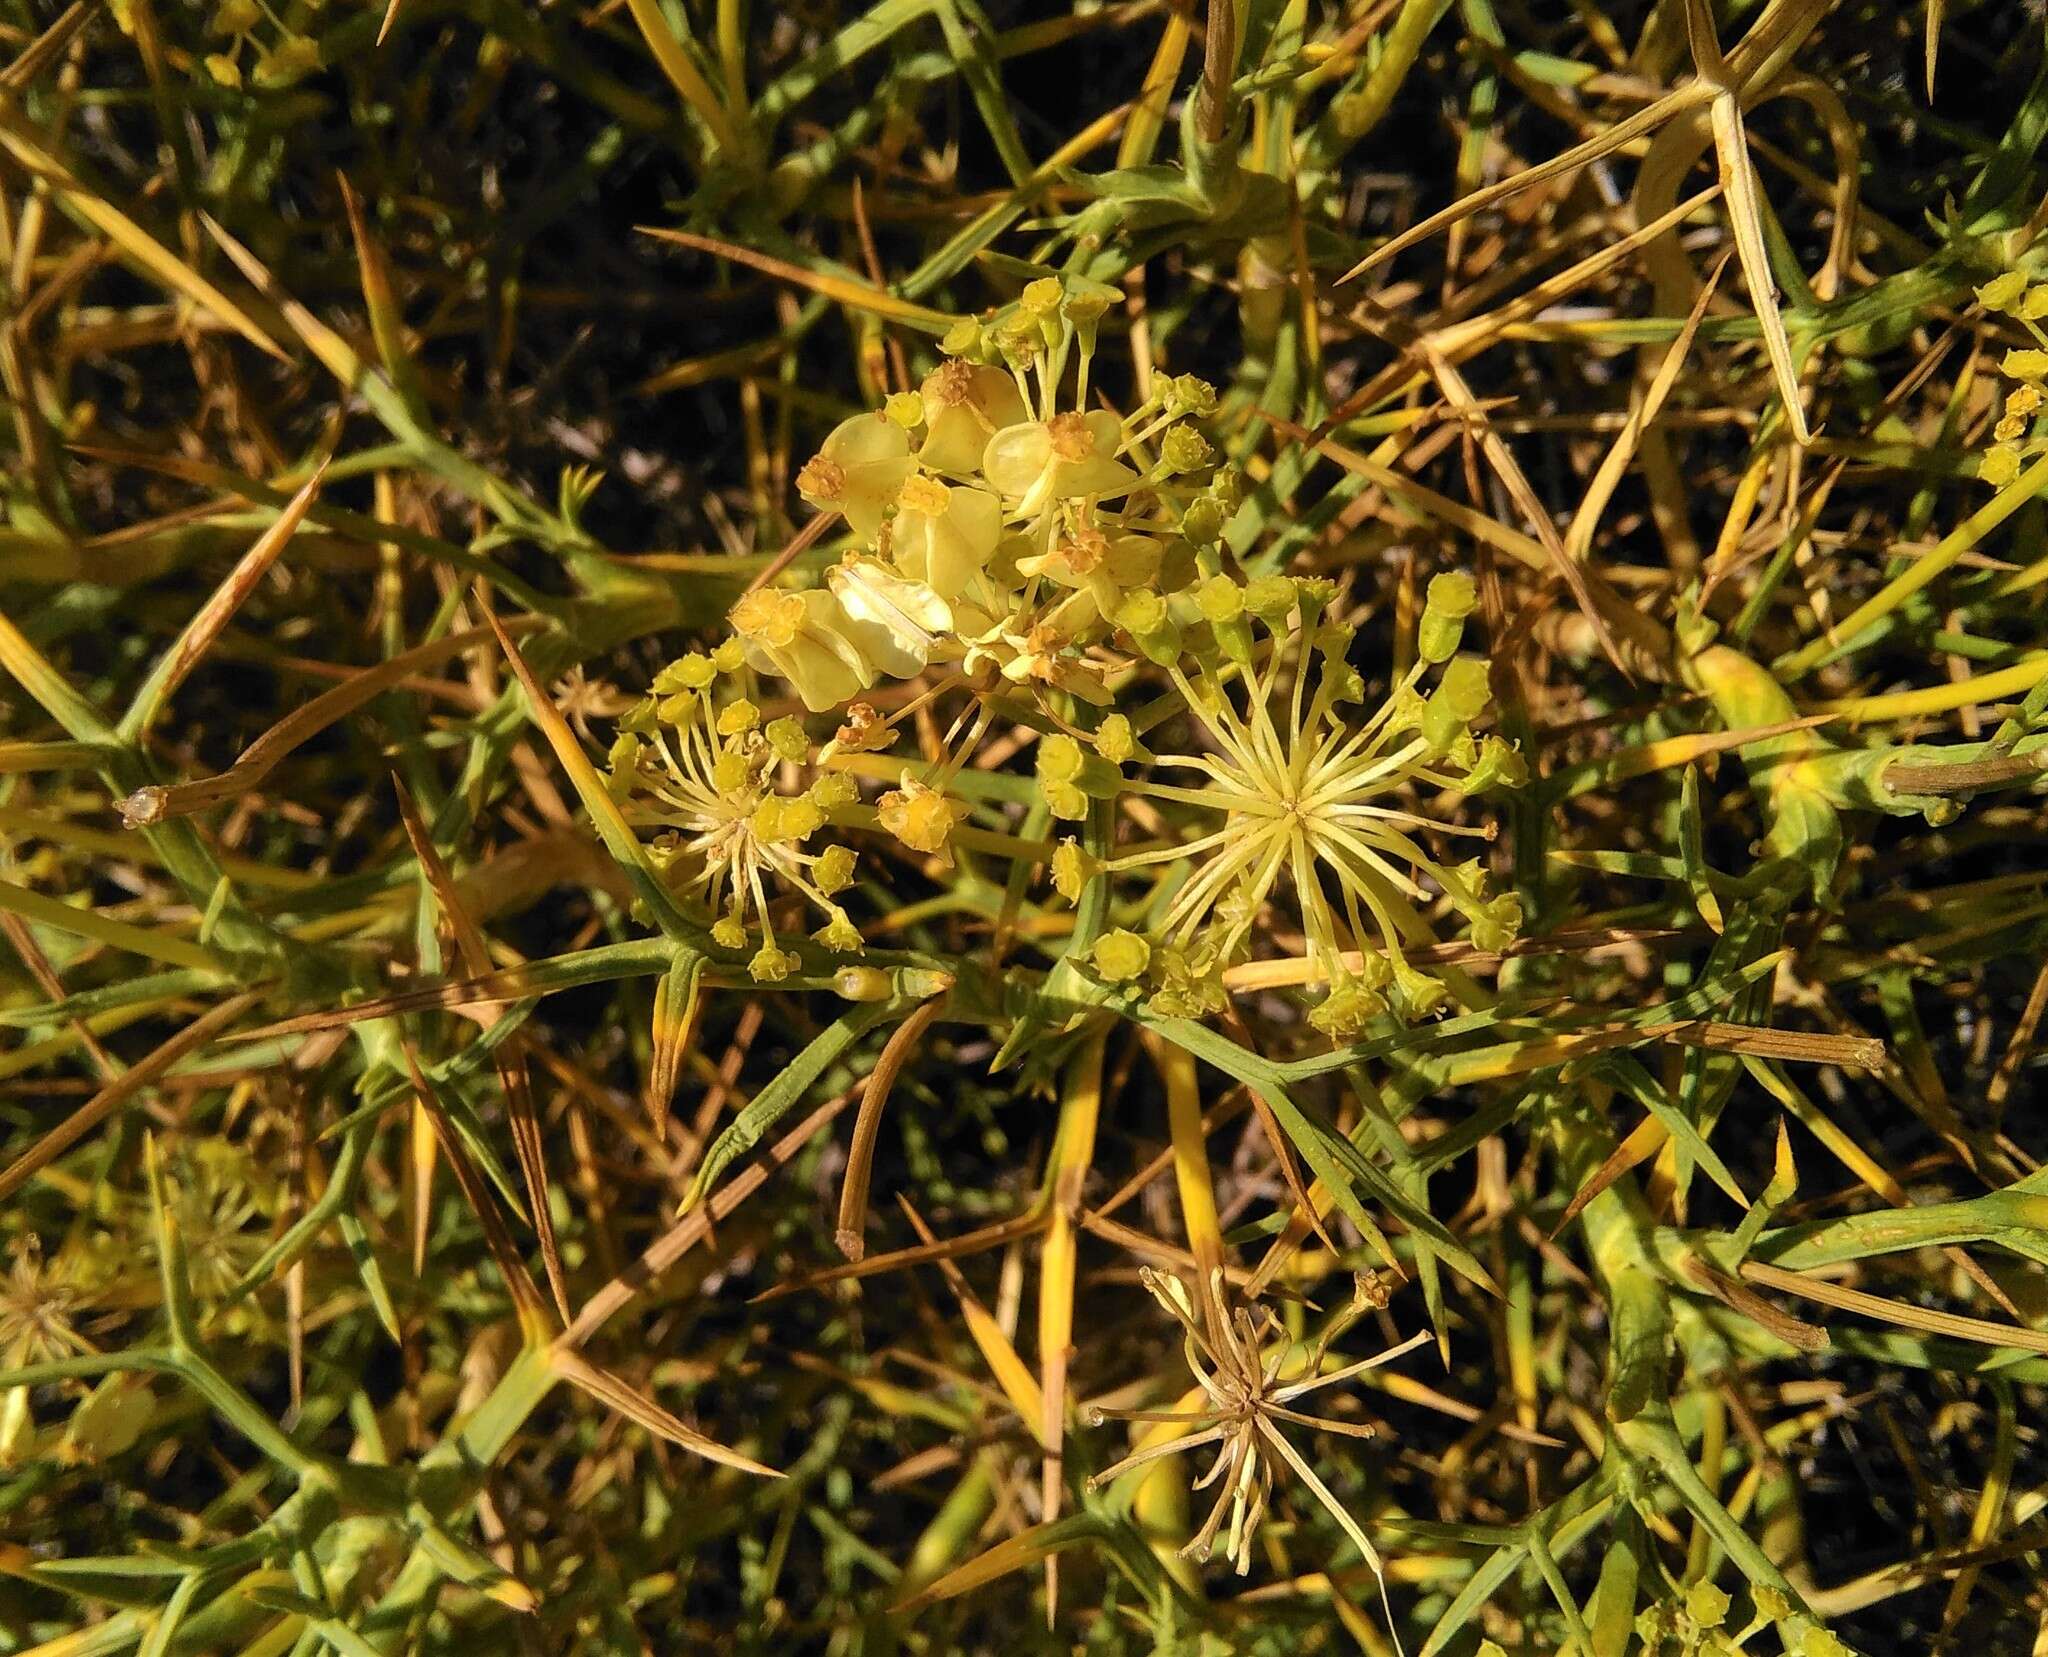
left=1685, top=1580, right=1731, bottom=1632
left=1195, top=575, right=1244, bottom=623
left=1418, top=571, right=1477, bottom=663
left=940, top=316, right=986, bottom=358
left=1180, top=496, right=1227, bottom=546
left=814, top=844, right=857, bottom=894
left=1321, top=661, right=1364, bottom=703
left=1036, top=732, right=1086, bottom=786
left=810, top=770, right=859, bottom=809
left=1423, top=655, right=1491, bottom=751
left=1019, top=276, right=1064, bottom=316
left=1045, top=780, right=1088, bottom=821
left=1439, top=859, right=1486, bottom=906
left=834, top=965, right=894, bottom=1001
left=1391, top=960, right=1447, bottom=1018
left=1061, top=286, right=1113, bottom=340
left=1114, top=590, right=1182, bottom=666
left=1242, top=575, right=1297, bottom=624
left=1038, top=732, right=1122, bottom=800
left=711, top=750, right=753, bottom=794
left=1308, top=979, right=1386, bottom=1039
left=1164, top=374, right=1219, bottom=418
left=1160, top=424, right=1213, bottom=474
left=1293, top=577, right=1339, bottom=621
left=766, top=716, right=809, bottom=763
left=1091, top=929, right=1152, bottom=983
left=778, top=796, right=826, bottom=841
left=655, top=653, right=716, bottom=694
left=606, top=733, right=643, bottom=799
left=1094, top=714, right=1138, bottom=765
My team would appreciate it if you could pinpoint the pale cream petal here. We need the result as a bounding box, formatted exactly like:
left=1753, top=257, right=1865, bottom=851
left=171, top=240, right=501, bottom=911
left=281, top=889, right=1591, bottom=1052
left=839, top=459, right=916, bottom=540
left=918, top=407, right=987, bottom=475
left=981, top=423, right=1055, bottom=499
left=828, top=561, right=946, bottom=679
left=923, top=486, right=1003, bottom=598
left=764, top=589, right=874, bottom=711
left=821, top=412, right=912, bottom=468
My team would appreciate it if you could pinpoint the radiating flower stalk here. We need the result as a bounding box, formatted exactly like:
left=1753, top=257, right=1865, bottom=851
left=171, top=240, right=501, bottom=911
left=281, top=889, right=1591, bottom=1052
left=603, top=277, right=1525, bottom=1017
left=1086, top=1268, right=1429, bottom=1579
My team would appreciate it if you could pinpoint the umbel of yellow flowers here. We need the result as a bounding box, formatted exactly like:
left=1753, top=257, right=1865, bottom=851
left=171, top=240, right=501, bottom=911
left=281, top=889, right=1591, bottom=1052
left=604, top=274, right=1526, bottom=1026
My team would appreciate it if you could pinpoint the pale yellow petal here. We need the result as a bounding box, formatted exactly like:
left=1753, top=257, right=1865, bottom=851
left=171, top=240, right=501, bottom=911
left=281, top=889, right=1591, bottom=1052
left=981, top=423, right=1054, bottom=499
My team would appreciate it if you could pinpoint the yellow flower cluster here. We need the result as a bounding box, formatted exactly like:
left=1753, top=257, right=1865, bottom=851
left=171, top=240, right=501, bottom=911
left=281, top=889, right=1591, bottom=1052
left=606, top=643, right=863, bottom=982
left=608, top=275, right=1526, bottom=1021
left=202, top=0, right=320, bottom=88
left=725, top=274, right=1227, bottom=723
left=1976, top=270, right=2048, bottom=488
left=1051, top=572, right=1525, bottom=1031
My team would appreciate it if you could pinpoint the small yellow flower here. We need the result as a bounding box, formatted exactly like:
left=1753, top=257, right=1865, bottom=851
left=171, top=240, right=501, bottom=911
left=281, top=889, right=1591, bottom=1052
left=825, top=556, right=951, bottom=678
left=749, top=943, right=798, bottom=982
left=797, top=413, right=916, bottom=539
left=2000, top=348, right=2048, bottom=382
left=1983, top=445, right=2023, bottom=487
left=814, top=844, right=857, bottom=893
left=888, top=476, right=1004, bottom=602
left=918, top=360, right=1030, bottom=474
left=729, top=587, right=874, bottom=713
left=1095, top=714, right=1138, bottom=764
left=1977, top=271, right=2029, bottom=312
left=619, top=673, right=864, bottom=960
left=813, top=908, right=864, bottom=953
left=1091, top=929, right=1151, bottom=982
left=877, top=773, right=966, bottom=863
left=982, top=410, right=1136, bottom=516
left=1050, top=839, right=1095, bottom=902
